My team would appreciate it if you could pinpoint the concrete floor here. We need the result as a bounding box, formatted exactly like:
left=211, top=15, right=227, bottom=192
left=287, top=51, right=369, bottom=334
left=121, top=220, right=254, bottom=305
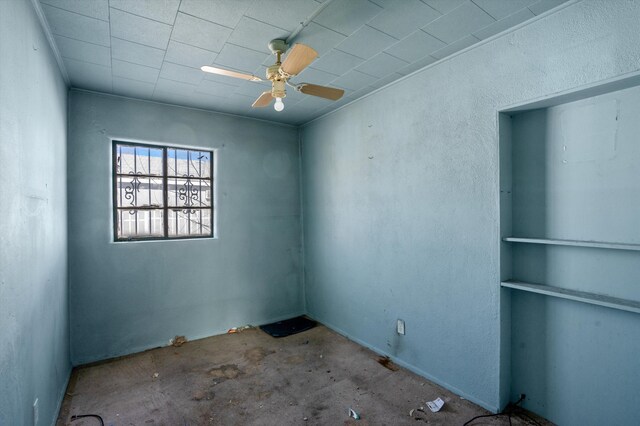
left=57, top=325, right=551, bottom=425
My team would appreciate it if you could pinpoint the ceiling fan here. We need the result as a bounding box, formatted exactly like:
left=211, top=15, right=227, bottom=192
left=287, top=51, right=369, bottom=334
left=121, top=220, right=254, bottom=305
left=200, top=39, right=344, bottom=112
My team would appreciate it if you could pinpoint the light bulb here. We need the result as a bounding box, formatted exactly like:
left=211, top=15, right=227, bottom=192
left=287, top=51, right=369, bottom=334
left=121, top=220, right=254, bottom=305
left=274, top=97, right=284, bottom=112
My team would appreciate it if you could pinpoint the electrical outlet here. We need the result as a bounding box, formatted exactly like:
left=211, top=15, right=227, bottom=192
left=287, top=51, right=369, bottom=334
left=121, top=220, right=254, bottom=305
left=397, top=319, right=405, bottom=335
left=33, top=398, right=39, bottom=425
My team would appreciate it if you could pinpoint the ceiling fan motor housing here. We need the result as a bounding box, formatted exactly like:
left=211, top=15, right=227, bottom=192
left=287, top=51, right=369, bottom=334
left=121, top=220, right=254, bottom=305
left=272, top=80, right=286, bottom=98
left=266, top=64, right=286, bottom=98
left=266, top=64, right=280, bottom=80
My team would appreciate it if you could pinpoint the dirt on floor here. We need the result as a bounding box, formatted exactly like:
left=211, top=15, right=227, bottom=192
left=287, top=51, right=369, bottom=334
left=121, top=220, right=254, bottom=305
left=56, top=325, right=552, bottom=426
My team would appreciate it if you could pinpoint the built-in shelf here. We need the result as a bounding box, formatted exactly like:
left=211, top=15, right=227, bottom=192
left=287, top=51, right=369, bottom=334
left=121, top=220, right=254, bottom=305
left=501, top=280, right=640, bottom=314
left=503, top=237, right=640, bottom=252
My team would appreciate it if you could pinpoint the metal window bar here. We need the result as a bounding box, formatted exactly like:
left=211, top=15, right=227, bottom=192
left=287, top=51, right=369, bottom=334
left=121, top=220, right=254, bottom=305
left=133, top=147, right=138, bottom=236
left=187, top=151, right=191, bottom=236
left=147, top=147, right=151, bottom=235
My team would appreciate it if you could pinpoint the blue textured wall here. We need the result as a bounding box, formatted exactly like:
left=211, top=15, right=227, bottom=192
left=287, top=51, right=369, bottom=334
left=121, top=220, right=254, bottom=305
left=67, top=91, right=303, bottom=365
left=300, top=0, right=640, bottom=413
left=0, top=1, right=70, bottom=424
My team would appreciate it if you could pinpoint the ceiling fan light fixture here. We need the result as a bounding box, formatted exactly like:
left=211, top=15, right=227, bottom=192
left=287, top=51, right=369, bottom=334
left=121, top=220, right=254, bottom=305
left=274, top=97, right=284, bottom=112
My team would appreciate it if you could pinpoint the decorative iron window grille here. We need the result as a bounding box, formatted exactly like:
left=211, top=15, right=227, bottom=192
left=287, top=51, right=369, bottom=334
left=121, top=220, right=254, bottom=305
left=113, top=141, right=214, bottom=241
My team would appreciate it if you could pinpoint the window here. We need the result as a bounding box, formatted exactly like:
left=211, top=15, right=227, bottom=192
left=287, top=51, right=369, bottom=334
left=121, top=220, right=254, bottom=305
left=113, top=141, right=214, bottom=241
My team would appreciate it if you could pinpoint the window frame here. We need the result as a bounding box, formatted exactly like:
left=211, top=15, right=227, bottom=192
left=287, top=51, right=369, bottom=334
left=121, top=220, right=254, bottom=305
left=112, top=140, right=215, bottom=242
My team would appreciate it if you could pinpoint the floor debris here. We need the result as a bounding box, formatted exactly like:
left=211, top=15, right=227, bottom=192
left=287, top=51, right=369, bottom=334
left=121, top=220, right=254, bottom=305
left=426, top=397, right=445, bottom=413
left=349, top=408, right=361, bottom=420
left=152, top=372, right=159, bottom=379
left=227, top=325, right=253, bottom=334
left=70, top=414, right=104, bottom=425
left=171, top=335, right=187, bottom=347
left=409, top=406, right=430, bottom=422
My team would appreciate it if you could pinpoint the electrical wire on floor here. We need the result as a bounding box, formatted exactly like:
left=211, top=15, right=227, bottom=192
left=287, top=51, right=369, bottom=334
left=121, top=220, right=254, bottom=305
left=462, top=394, right=542, bottom=425
left=69, top=414, right=104, bottom=426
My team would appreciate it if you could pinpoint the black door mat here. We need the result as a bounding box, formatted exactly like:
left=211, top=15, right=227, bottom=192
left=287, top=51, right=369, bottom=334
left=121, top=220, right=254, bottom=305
left=259, top=316, right=317, bottom=338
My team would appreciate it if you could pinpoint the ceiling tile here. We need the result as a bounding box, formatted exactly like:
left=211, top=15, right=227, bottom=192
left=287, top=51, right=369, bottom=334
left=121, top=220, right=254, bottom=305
left=368, top=72, right=404, bottom=89
left=113, top=76, right=155, bottom=98
left=291, top=22, right=346, bottom=56
left=347, top=84, right=375, bottom=100
left=396, top=54, right=437, bottom=75
left=335, top=25, right=398, bottom=60
left=421, top=0, right=466, bottom=14
left=330, top=69, right=378, bottom=91
left=152, top=89, right=190, bottom=105
left=171, top=13, right=233, bottom=52
left=110, top=8, right=172, bottom=49
left=179, top=0, right=252, bottom=28
left=41, top=4, right=110, bottom=46
left=214, top=44, right=272, bottom=74
left=282, top=87, right=307, bottom=104
left=158, top=62, right=204, bottom=85
left=155, top=78, right=198, bottom=95
left=283, top=108, right=320, bottom=126
left=196, top=80, right=236, bottom=98
left=64, top=58, right=112, bottom=91
left=261, top=54, right=279, bottom=67
left=422, top=1, right=495, bottom=44
left=112, top=59, right=160, bottom=84
left=249, top=107, right=292, bottom=122
left=310, top=49, right=365, bottom=75
left=233, top=81, right=272, bottom=97
left=253, top=63, right=270, bottom=79
left=473, top=7, right=535, bottom=40
left=355, top=52, right=408, bottom=78
left=194, top=93, right=238, bottom=111
left=109, top=0, right=180, bottom=24
left=227, top=17, right=289, bottom=53
left=472, top=0, right=534, bottom=20
left=215, top=94, right=254, bottom=111
left=40, top=0, right=109, bottom=20
left=430, top=34, right=478, bottom=59
left=165, top=40, right=218, bottom=69
left=54, top=35, right=110, bottom=66
left=385, top=30, right=445, bottom=62
left=295, top=67, right=340, bottom=85
left=528, top=0, right=568, bottom=15
left=368, top=0, right=441, bottom=39
left=313, top=0, right=383, bottom=36
left=245, top=0, right=320, bottom=32
left=203, top=71, right=246, bottom=87
left=295, top=94, right=335, bottom=110
left=323, top=93, right=353, bottom=109
left=111, top=37, right=165, bottom=69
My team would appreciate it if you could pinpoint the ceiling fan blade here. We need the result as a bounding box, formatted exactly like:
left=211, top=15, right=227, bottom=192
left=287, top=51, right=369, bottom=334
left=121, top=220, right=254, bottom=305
left=200, top=65, right=262, bottom=81
left=252, top=91, right=273, bottom=108
left=280, top=44, right=318, bottom=76
left=299, top=84, right=344, bottom=101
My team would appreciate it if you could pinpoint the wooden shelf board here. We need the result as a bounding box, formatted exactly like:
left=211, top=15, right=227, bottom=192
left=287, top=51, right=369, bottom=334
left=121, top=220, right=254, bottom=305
left=501, top=280, right=640, bottom=314
left=503, top=237, right=640, bottom=252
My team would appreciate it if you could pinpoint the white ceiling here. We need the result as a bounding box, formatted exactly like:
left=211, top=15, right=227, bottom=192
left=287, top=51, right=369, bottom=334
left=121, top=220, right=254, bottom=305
left=39, top=0, right=569, bottom=125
